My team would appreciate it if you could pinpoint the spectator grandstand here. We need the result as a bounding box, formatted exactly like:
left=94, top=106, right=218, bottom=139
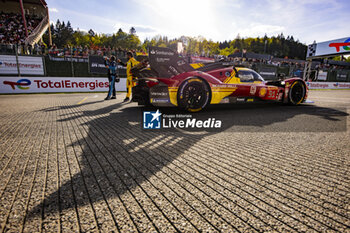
left=0, top=0, right=49, bottom=54
left=0, top=12, right=42, bottom=44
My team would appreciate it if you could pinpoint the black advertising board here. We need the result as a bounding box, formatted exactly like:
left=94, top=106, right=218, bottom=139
left=89, top=56, right=126, bottom=76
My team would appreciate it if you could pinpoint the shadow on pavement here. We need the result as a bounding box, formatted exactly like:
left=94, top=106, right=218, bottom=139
left=28, top=101, right=348, bottom=221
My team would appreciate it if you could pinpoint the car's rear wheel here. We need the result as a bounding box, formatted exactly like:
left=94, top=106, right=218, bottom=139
left=177, top=77, right=211, bottom=112
left=288, top=80, right=306, bottom=105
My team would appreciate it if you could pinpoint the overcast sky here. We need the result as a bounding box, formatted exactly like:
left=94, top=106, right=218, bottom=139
left=47, top=0, right=349, bottom=45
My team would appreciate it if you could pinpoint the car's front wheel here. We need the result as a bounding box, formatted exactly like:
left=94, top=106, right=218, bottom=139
left=177, top=77, right=211, bottom=112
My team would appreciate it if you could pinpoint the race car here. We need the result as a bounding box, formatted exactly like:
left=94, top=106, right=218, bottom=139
left=131, top=46, right=308, bottom=112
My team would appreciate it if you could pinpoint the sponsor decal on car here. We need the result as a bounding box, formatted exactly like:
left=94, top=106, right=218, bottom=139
left=259, top=87, right=267, bottom=97
left=220, top=97, right=230, bottom=103
left=168, top=65, right=180, bottom=75
left=150, top=49, right=174, bottom=56
left=156, top=58, right=170, bottom=63
left=250, top=85, right=256, bottom=95
left=278, top=92, right=283, bottom=100
left=150, top=98, right=170, bottom=103
left=212, top=84, right=237, bottom=88
left=188, top=78, right=202, bottom=83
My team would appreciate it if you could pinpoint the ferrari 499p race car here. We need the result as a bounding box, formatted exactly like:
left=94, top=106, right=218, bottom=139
left=131, top=46, right=308, bottom=112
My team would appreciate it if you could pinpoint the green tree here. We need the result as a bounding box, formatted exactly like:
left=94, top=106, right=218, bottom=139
left=129, top=27, right=136, bottom=35
left=42, top=18, right=308, bottom=59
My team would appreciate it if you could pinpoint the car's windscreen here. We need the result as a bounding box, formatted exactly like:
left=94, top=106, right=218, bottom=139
left=238, top=70, right=265, bottom=82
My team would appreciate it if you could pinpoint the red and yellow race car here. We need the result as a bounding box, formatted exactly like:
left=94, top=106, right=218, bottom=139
left=131, top=46, right=308, bottom=112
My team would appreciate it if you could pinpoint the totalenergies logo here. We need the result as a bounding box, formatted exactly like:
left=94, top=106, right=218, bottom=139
left=3, top=79, right=31, bottom=90
left=329, top=38, right=350, bottom=52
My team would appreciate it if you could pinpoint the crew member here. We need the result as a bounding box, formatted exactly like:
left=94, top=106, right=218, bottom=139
left=104, top=56, right=118, bottom=100
left=118, top=51, right=139, bottom=102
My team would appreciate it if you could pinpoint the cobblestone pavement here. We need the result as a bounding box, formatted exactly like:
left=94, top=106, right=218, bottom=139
left=0, top=90, right=349, bottom=232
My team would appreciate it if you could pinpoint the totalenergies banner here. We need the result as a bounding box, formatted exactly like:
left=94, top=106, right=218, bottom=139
left=307, top=37, right=350, bottom=58
left=306, top=82, right=350, bottom=89
left=0, top=55, right=44, bottom=75
left=0, top=77, right=126, bottom=93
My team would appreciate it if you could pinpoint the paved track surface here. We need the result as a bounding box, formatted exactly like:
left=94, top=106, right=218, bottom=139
left=0, top=90, right=349, bottom=232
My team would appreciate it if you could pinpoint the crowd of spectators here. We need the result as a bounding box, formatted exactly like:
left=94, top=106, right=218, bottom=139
left=315, top=62, right=350, bottom=71
left=225, top=56, right=306, bottom=69
left=0, top=11, right=42, bottom=45
left=0, top=11, right=43, bottom=54
left=0, top=41, right=138, bottom=58
left=46, top=45, right=132, bottom=58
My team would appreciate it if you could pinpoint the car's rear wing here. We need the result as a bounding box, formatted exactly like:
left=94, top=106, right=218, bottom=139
left=148, top=46, right=194, bottom=78
left=133, top=46, right=239, bottom=78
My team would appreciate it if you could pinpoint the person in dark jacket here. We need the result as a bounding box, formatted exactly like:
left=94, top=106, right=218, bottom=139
left=104, top=56, right=118, bottom=100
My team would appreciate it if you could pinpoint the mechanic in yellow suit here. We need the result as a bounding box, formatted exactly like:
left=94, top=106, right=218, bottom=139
left=118, top=51, right=139, bottom=102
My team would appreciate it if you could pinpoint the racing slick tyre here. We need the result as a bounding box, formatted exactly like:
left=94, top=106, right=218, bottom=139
left=288, top=80, right=306, bottom=105
left=177, top=77, right=211, bottom=112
